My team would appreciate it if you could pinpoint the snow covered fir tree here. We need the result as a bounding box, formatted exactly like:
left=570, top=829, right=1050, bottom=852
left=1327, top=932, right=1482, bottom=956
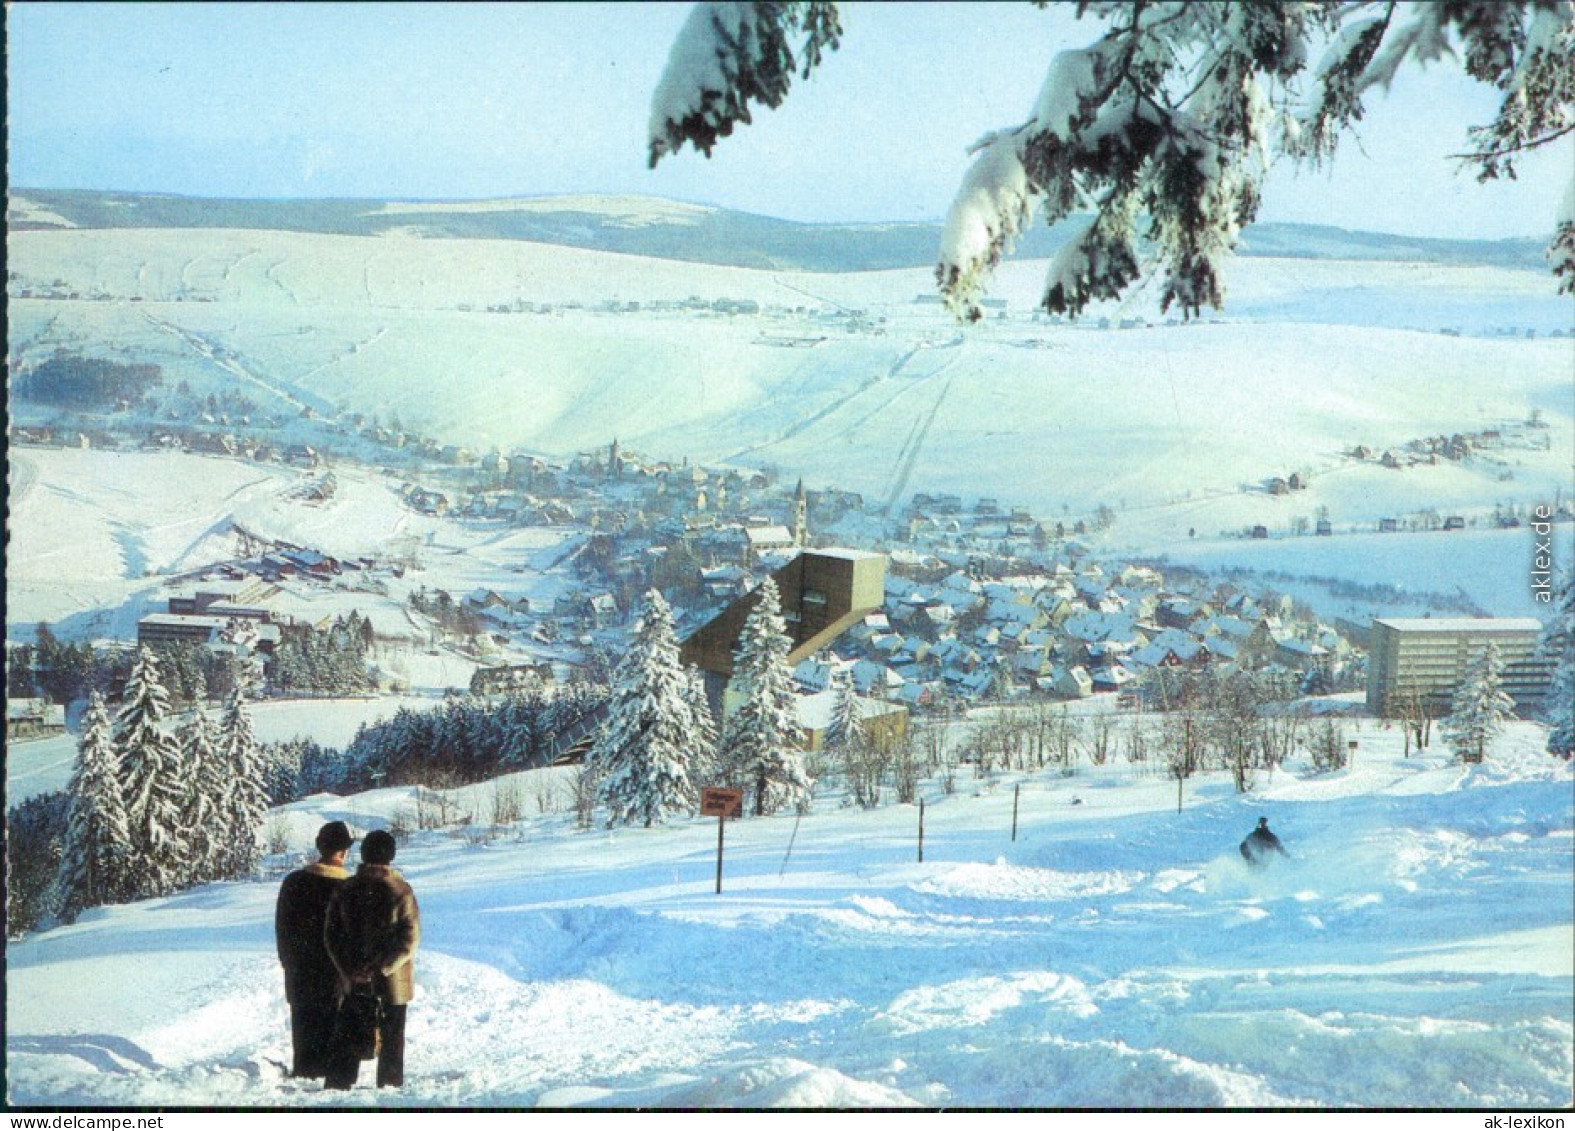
left=719, top=578, right=812, bottom=817
left=176, top=711, right=228, bottom=884
left=218, top=684, right=268, bottom=878
left=53, top=691, right=134, bottom=921
left=45, top=652, right=274, bottom=923
left=116, top=647, right=189, bottom=898
left=1539, top=570, right=1575, bottom=759
left=591, top=589, right=709, bottom=828
left=1443, top=643, right=1518, bottom=764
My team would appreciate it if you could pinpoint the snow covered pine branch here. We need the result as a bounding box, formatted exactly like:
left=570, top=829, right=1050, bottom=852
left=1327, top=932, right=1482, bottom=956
left=648, top=1, right=841, bottom=166
left=648, top=1, right=1575, bottom=321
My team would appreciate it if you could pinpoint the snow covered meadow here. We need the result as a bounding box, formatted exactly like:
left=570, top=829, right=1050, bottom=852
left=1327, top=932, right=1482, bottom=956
left=6, top=715, right=1571, bottom=1108
left=9, top=216, right=1572, bottom=533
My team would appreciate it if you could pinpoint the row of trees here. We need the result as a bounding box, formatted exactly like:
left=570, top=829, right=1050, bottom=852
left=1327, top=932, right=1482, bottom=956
left=53, top=649, right=270, bottom=923
left=17, top=349, right=163, bottom=408
left=590, top=581, right=813, bottom=827
left=333, top=681, right=610, bottom=792
left=10, top=613, right=381, bottom=711
left=6, top=624, right=140, bottom=708
left=408, top=589, right=487, bottom=644
left=269, top=612, right=377, bottom=697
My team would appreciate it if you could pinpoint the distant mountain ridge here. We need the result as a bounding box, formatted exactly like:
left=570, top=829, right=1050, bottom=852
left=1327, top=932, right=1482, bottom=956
left=7, top=187, right=1550, bottom=273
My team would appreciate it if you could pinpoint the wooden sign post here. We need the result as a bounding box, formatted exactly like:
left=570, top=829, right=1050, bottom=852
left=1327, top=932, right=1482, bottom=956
left=701, top=787, right=743, bottom=894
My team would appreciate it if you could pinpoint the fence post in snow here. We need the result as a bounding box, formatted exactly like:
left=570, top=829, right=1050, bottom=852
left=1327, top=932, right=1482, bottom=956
left=1011, top=783, right=1020, bottom=842
left=918, top=798, right=925, bottom=864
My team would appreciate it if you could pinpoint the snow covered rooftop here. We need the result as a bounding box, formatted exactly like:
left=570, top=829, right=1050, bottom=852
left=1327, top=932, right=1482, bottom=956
left=745, top=525, right=793, bottom=545
left=1373, top=617, right=1544, bottom=633
left=813, top=547, right=885, bottom=561
left=139, top=613, right=232, bottom=630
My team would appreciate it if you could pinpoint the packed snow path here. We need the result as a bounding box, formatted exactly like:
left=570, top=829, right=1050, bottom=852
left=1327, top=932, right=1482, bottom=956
left=7, top=726, right=1572, bottom=1108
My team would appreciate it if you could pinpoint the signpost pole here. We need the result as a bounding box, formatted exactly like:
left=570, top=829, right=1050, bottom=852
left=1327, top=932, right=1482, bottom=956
left=701, top=787, right=743, bottom=895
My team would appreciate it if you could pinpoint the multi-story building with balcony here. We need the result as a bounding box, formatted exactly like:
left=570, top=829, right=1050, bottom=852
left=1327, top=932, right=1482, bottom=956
left=1366, top=617, right=1551, bottom=716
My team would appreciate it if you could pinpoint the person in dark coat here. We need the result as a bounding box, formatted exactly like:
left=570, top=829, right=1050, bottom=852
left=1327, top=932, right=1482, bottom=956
left=323, top=829, right=421, bottom=1090
left=275, top=820, right=354, bottom=1078
left=1240, top=816, right=1288, bottom=867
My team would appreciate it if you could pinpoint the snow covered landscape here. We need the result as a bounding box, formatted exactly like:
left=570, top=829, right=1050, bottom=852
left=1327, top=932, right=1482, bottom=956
left=7, top=187, right=1575, bottom=1111
left=7, top=717, right=1572, bottom=1108
left=10, top=0, right=1575, bottom=1113
left=8, top=218, right=1571, bottom=533
left=6, top=183, right=1573, bottom=1112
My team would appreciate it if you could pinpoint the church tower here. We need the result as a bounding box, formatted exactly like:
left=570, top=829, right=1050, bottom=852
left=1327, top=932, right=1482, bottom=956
left=792, top=478, right=808, bottom=547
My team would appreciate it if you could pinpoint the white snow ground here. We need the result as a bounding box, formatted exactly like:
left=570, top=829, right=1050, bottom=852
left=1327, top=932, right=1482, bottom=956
left=7, top=720, right=1571, bottom=1109
left=9, top=226, right=1571, bottom=531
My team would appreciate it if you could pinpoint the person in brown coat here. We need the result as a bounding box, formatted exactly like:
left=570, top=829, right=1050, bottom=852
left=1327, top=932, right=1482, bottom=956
left=322, top=829, right=420, bottom=1090
left=275, top=821, right=354, bottom=1078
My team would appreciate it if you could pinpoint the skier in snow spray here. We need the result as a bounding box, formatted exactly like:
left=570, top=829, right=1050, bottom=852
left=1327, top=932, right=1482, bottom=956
left=1239, top=817, right=1288, bottom=867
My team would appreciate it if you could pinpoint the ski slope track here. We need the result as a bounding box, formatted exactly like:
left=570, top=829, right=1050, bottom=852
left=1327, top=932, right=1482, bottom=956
left=6, top=724, right=1572, bottom=1109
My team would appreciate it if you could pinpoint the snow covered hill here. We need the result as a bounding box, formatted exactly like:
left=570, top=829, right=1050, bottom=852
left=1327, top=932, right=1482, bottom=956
left=9, top=223, right=1571, bottom=562
left=10, top=189, right=1550, bottom=272
left=6, top=720, right=1571, bottom=1108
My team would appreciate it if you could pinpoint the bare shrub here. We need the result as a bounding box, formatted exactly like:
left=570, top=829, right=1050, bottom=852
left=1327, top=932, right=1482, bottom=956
left=571, top=763, right=600, bottom=829
left=1124, top=712, right=1151, bottom=764
left=890, top=733, right=920, bottom=805
left=265, top=816, right=293, bottom=856
left=1311, top=718, right=1350, bottom=772
left=491, top=777, right=525, bottom=824
left=1088, top=714, right=1113, bottom=766
left=414, top=786, right=462, bottom=830
left=840, top=730, right=889, bottom=809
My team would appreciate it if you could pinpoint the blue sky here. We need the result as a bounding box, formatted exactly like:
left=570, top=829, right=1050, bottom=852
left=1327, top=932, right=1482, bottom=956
left=7, top=1, right=1570, bottom=238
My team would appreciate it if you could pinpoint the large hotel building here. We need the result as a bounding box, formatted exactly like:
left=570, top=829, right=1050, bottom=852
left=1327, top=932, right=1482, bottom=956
left=1365, top=617, right=1553, bottom=716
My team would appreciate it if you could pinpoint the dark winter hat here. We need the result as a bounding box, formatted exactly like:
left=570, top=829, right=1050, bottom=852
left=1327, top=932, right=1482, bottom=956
left=362, top=829, right=397, bottom=866
left=1258, top=816, right=1270, bottom=828
left=316, top=821, right=354, bottom=856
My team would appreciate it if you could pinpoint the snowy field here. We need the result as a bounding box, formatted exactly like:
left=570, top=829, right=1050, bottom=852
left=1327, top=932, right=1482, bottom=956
left=6, top=720, right=1571, bottom=1109
left=1146, top=525, right=1575, bottom=622
left=5, top=447, right=582, bottom=668
left=4, top=696, right=447, bottom=807
left=9, top=222, right=1571, bottom=528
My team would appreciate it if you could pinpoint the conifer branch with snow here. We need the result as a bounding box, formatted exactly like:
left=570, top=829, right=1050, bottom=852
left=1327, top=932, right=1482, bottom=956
left=652, top=0, right=1575, bottom=318
left=1539, top=570, right=1575, bottom=759
left=648, top=1, right=842, bottom=167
